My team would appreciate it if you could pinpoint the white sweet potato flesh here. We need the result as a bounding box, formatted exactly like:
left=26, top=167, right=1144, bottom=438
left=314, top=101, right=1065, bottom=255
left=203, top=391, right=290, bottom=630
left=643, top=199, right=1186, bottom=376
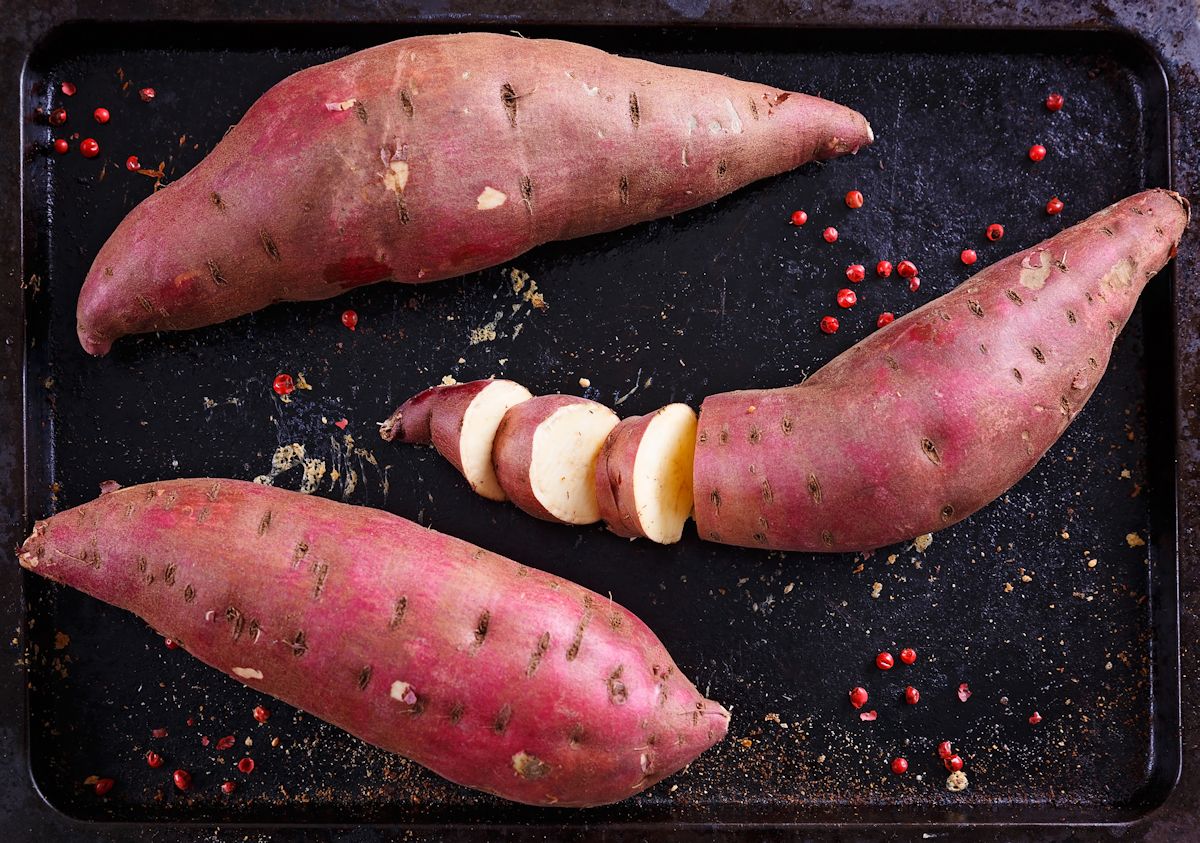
left=595, top=404, right=697, bottom=543
left=493, top=396, right=619, bottom=524
left=694, top=189, right=1189, bottom=552
left=443, top=381, right=534, bottom=501
left=75, top=32, right=873, bottom=355
left=17, top=479, right=730, bottom=807
left=380, top=379, right=533, bottom=501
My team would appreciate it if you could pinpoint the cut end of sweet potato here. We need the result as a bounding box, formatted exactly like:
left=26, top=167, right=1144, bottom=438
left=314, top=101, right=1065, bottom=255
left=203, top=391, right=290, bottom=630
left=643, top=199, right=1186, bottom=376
left=631, top=405, right=697, bottom=544
left=452, top=380, right=533, bottom=501
left=529, top=403, right=619, bottom=524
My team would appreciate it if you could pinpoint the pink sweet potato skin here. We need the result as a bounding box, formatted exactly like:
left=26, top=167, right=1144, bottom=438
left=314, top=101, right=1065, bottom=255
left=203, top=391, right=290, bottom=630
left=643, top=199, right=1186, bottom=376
left=18, top=480, right=728, bottom=807
left=595, top=413, right=655, bottom=539
left=694, top=189, right=1189, bottom=553
left=378, top=381, right=493, bottom=445
left=492, top=395, right=601, bottom=523
left=76, top=32, right=873, bottom=355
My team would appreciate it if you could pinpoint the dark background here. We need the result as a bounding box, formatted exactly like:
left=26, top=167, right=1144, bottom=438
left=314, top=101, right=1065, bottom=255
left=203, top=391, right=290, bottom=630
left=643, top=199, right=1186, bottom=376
left=2, top=2, right=1199, bottom=841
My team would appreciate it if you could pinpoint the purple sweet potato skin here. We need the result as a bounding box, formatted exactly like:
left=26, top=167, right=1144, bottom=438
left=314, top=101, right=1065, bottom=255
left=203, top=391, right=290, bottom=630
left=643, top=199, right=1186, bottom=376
left=75, top=32, right=873, bottom=355
left=694, top=189, right=1189, bottom=553
left=595, top=413, right=654, bottom=539
left=17, top=479, right=729, bottom=807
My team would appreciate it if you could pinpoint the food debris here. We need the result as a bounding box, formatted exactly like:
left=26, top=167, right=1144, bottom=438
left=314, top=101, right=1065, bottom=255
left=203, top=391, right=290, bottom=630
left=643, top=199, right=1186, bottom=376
left=1126, top=532, right=1146, bottom=548
left=946, top=770, right=969, bottom=792
left=578, top=377, right=591, bottom=388
left=53, top=631, right=70, bottom=650
left=859, top=710, right=878, bottom=721
left=870, top=581, right=883, bottom=599
left=957, top=683, right=972, bottom=702
left=441, top=375, right=458, bottom=386
left=913, top=533, right=933, bottom=552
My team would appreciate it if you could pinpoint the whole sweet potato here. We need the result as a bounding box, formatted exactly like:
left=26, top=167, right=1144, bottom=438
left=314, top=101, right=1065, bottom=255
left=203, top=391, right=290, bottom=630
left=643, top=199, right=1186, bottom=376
left=76, top=32, right=873, bottom=355
left=693, top=189, right=1189, bottom=552
left=18, top=479, right=729, bottom=806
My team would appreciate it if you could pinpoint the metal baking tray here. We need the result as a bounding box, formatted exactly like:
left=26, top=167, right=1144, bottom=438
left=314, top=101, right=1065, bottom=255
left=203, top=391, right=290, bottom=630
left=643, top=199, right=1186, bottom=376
left=3, top=2, right=1199, bottom=841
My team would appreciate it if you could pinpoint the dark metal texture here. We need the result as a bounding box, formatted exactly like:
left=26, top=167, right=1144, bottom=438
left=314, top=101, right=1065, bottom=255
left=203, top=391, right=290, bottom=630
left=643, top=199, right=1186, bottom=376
left=1, top=3, right=1198, bottom=842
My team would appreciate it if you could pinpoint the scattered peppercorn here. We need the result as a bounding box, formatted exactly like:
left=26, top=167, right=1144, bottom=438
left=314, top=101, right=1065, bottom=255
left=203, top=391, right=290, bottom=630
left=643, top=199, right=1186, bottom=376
left=49, top=107, right=67, bottom=126
left=237, top=757, right=255, bottom=774
left=221, top=780, right=236, bottom=795
left=341, top=309, right=358, bottom=331
left=1028, top=711, right=1042, bottom=725
left=125, top=155, right=140, bottom=171
left=80, top=138, right=99, bottom=158
left=937, top=741, right=954, bottom=760
left=790, top=209, right=808, bottom=226
left=876, top=312, right=895, bottom=328
left=93, top=107, right=110, bottom=124
left=876, top=652, right=894, bottom=670
left=908, top=277, right=921, bottom=293
left=859, top=709, right=878, bottom=722
left=836, top=288, right=857, bottom=309
left=1028, top=144, right=1047, bottom=162
left=1046, top=196, right=1064, bottom=215
left=944, top=754, right=964, bottom=772
left=139, top=87, right=156, bottom=102
left=845, top=263, right=866, bottom=283
left=1045, top=92, right=1064, bottom=112
left=253, top=705, right=270, bottom=723
left=60, top=81, right=76, bottom=97
left=960, top=249, right=977, bottom=265
left=957, top=683, right=972, bottom=702
left=216, top=735, right=236, bottom=751
left=164, top=637, right=178, bottom=649
left=146, top=751, right=164, bottom=769
left=151, top=727, right=169, bottom=739
left=845, top=190, right=864, bottom=209
left=820, top=315, right=839, bottom=335
left=173, top=769, right=192, bottom=791
left=899, top=647, right=917, bottom=665
left=849, top=686, right=869, bottom=709
left=905, top=685, right=920, bottom=705
left=272, top=373, right=295, bottom=396
left=986, top=223, right=1005, bottom=241
left=822, top=226, right=838, bottom=243
left=896, top=260, right=918, bottom=279
left=94, top=778, right=114, bottom=796
left=891, top=757, right=908, bottom=775
left=876, top=260, right=893, bottom=278
left=53, top=138, right=69, bottom=154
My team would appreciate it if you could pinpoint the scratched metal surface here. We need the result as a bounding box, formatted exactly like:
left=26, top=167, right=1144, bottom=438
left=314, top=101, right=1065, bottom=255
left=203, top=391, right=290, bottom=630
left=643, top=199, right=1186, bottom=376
left=2, top=6, right=1195, bottom=843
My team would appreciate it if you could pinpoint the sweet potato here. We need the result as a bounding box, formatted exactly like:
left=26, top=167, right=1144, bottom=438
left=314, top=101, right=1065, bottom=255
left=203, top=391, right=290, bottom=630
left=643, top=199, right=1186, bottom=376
left=17, top=479, right=729, bottom=807
left=493, top=395, right=619, bottom=524
left=693, top=189, right=1189, bottom=552
left=75, top=32, right=873, bottom=355
left=595, top=404, right=698, bottom=544
left=380, top=379, right=533, bottom=501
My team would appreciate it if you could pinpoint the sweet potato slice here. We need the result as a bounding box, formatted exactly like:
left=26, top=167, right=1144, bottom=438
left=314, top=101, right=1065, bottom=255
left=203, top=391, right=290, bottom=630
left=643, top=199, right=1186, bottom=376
left=595, top=404, right=697, bottom=543
left=381, top=379, right=533, bottom=501
left=493, top=396, right=619, bottom=524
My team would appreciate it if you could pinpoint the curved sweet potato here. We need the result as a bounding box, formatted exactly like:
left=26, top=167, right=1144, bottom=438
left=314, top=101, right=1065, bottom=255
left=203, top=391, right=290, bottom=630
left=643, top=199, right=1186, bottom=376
left=76, top=32, right=873, bottom=355
left=595, top=404, right=697, bottom=544
left=493, top=395, right=619, bottom=524
left=693, top=189, right=1189, bottom=552
left=17, top=479, right=730, bottom=807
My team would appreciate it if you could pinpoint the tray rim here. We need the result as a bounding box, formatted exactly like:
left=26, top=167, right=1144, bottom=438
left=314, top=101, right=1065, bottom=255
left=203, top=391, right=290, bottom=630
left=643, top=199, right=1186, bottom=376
left=2, top=2, right=1197, bottom=841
